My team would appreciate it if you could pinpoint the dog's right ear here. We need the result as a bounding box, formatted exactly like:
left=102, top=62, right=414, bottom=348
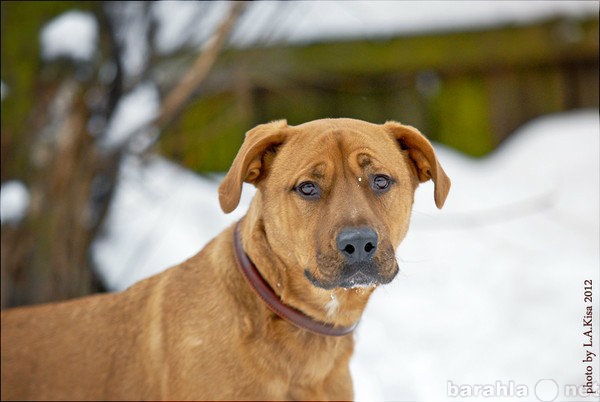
left=219, top=120, right=289, bottom=213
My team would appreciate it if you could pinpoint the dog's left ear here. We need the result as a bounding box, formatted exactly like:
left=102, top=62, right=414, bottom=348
left=384, top=121, right=451, bottom=209
left=219, top=120, right=289, bottom=213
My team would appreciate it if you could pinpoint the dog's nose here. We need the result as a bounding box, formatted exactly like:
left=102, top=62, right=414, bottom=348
left=336, top=227, right=378, bottom=263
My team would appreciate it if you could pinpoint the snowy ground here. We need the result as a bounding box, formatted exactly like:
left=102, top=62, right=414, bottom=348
left=93, top=110, right=599, bottom=401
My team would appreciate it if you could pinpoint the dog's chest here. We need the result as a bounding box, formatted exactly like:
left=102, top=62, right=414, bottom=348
left=254, top=323, right=353, bottom=384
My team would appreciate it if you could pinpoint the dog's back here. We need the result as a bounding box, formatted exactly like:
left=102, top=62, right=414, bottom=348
left=0, top=232, right=272, bottom=400
left=1, top=279, right=163, bottom=400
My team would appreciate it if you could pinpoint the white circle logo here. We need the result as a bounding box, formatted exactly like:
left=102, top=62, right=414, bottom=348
left=535, top=379, right=559, bottom=402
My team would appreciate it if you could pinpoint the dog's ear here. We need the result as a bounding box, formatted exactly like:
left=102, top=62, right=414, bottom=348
left=384, top=121, right=451, bottom=209
left=219, top=120, right=289, bottom=213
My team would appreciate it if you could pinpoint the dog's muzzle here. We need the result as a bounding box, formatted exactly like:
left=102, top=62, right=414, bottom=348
left=305, top=226, right=397, bottom=289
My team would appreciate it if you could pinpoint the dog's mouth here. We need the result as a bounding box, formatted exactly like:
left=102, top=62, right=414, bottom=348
left=305, top=241, right=399, bottom=290
left=338, top=270, right=380, bottom=289
left=304, top=260, right=398, bottom=290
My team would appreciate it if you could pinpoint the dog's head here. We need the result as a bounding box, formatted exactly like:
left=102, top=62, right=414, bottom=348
left=219, top=118, right=449, bottom=295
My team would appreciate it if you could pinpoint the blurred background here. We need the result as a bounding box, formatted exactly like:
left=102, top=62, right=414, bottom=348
left=1, top=1, right=599, bottom=401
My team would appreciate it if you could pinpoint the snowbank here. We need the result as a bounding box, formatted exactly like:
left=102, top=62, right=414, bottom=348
left=93, top=110, right=599, bottom=401
left=92, top=156, right=253, bottom=289
left=352, top=109, right=599, bottom=401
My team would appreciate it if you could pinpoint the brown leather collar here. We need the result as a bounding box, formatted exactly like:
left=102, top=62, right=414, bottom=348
left=233, top=221, right=357, bottom=337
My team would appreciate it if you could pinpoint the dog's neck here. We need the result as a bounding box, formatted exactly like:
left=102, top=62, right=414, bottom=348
left=233, top=221, right=357, bottom=336
left=238, top=199, right=374, bottom=329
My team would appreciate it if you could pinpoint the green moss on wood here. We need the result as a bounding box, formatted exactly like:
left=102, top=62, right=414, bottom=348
left=430, top=77, right=494, bottom=156
left=161, top=93, right=249, bottom=172
left=174, top=16, right=595, bottom=168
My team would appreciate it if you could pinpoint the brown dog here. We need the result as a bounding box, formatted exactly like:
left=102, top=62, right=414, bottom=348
left=1, top=118, right=450, bottom=400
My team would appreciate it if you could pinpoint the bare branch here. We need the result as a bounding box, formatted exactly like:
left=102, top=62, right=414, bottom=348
left=156, top=1, right=247, bottom=129
left=122, top=1, right=247, bottom=156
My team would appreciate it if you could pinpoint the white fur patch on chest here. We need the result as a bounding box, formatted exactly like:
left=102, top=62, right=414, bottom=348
left=325, top=294, right=339, bottom=318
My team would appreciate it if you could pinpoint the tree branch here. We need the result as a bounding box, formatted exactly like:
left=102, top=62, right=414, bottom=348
left=156, top=1, right=247, bottom=130
left=123, top=1, right=247, bottom=156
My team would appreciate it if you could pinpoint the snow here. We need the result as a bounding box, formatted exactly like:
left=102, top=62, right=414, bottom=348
left=151, top=1, right=219, bottom=54
left=92, top=156, right=253, bottom=289
left=0, top=181, right=31, bottom=226
left=100, top=82, right=160, bottom=150
left=351, top=109, right=600, bottom=401
left=93, top=109, right=599, bottom=400
left=40, top=10, right=98, bottom=62
left=150, top=1, right=599, bottom=52
left=107, top=2, right=151, bottom=80
left=0, top=80, right=8, bottom=102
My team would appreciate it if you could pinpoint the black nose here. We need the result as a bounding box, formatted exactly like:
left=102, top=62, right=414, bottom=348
left=336, top=227, right=378, bottom=263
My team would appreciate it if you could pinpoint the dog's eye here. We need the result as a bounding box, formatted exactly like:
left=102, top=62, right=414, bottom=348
left=371, top=175, right=393, bottom=194
left=296, top=181, right=320, bottom=199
